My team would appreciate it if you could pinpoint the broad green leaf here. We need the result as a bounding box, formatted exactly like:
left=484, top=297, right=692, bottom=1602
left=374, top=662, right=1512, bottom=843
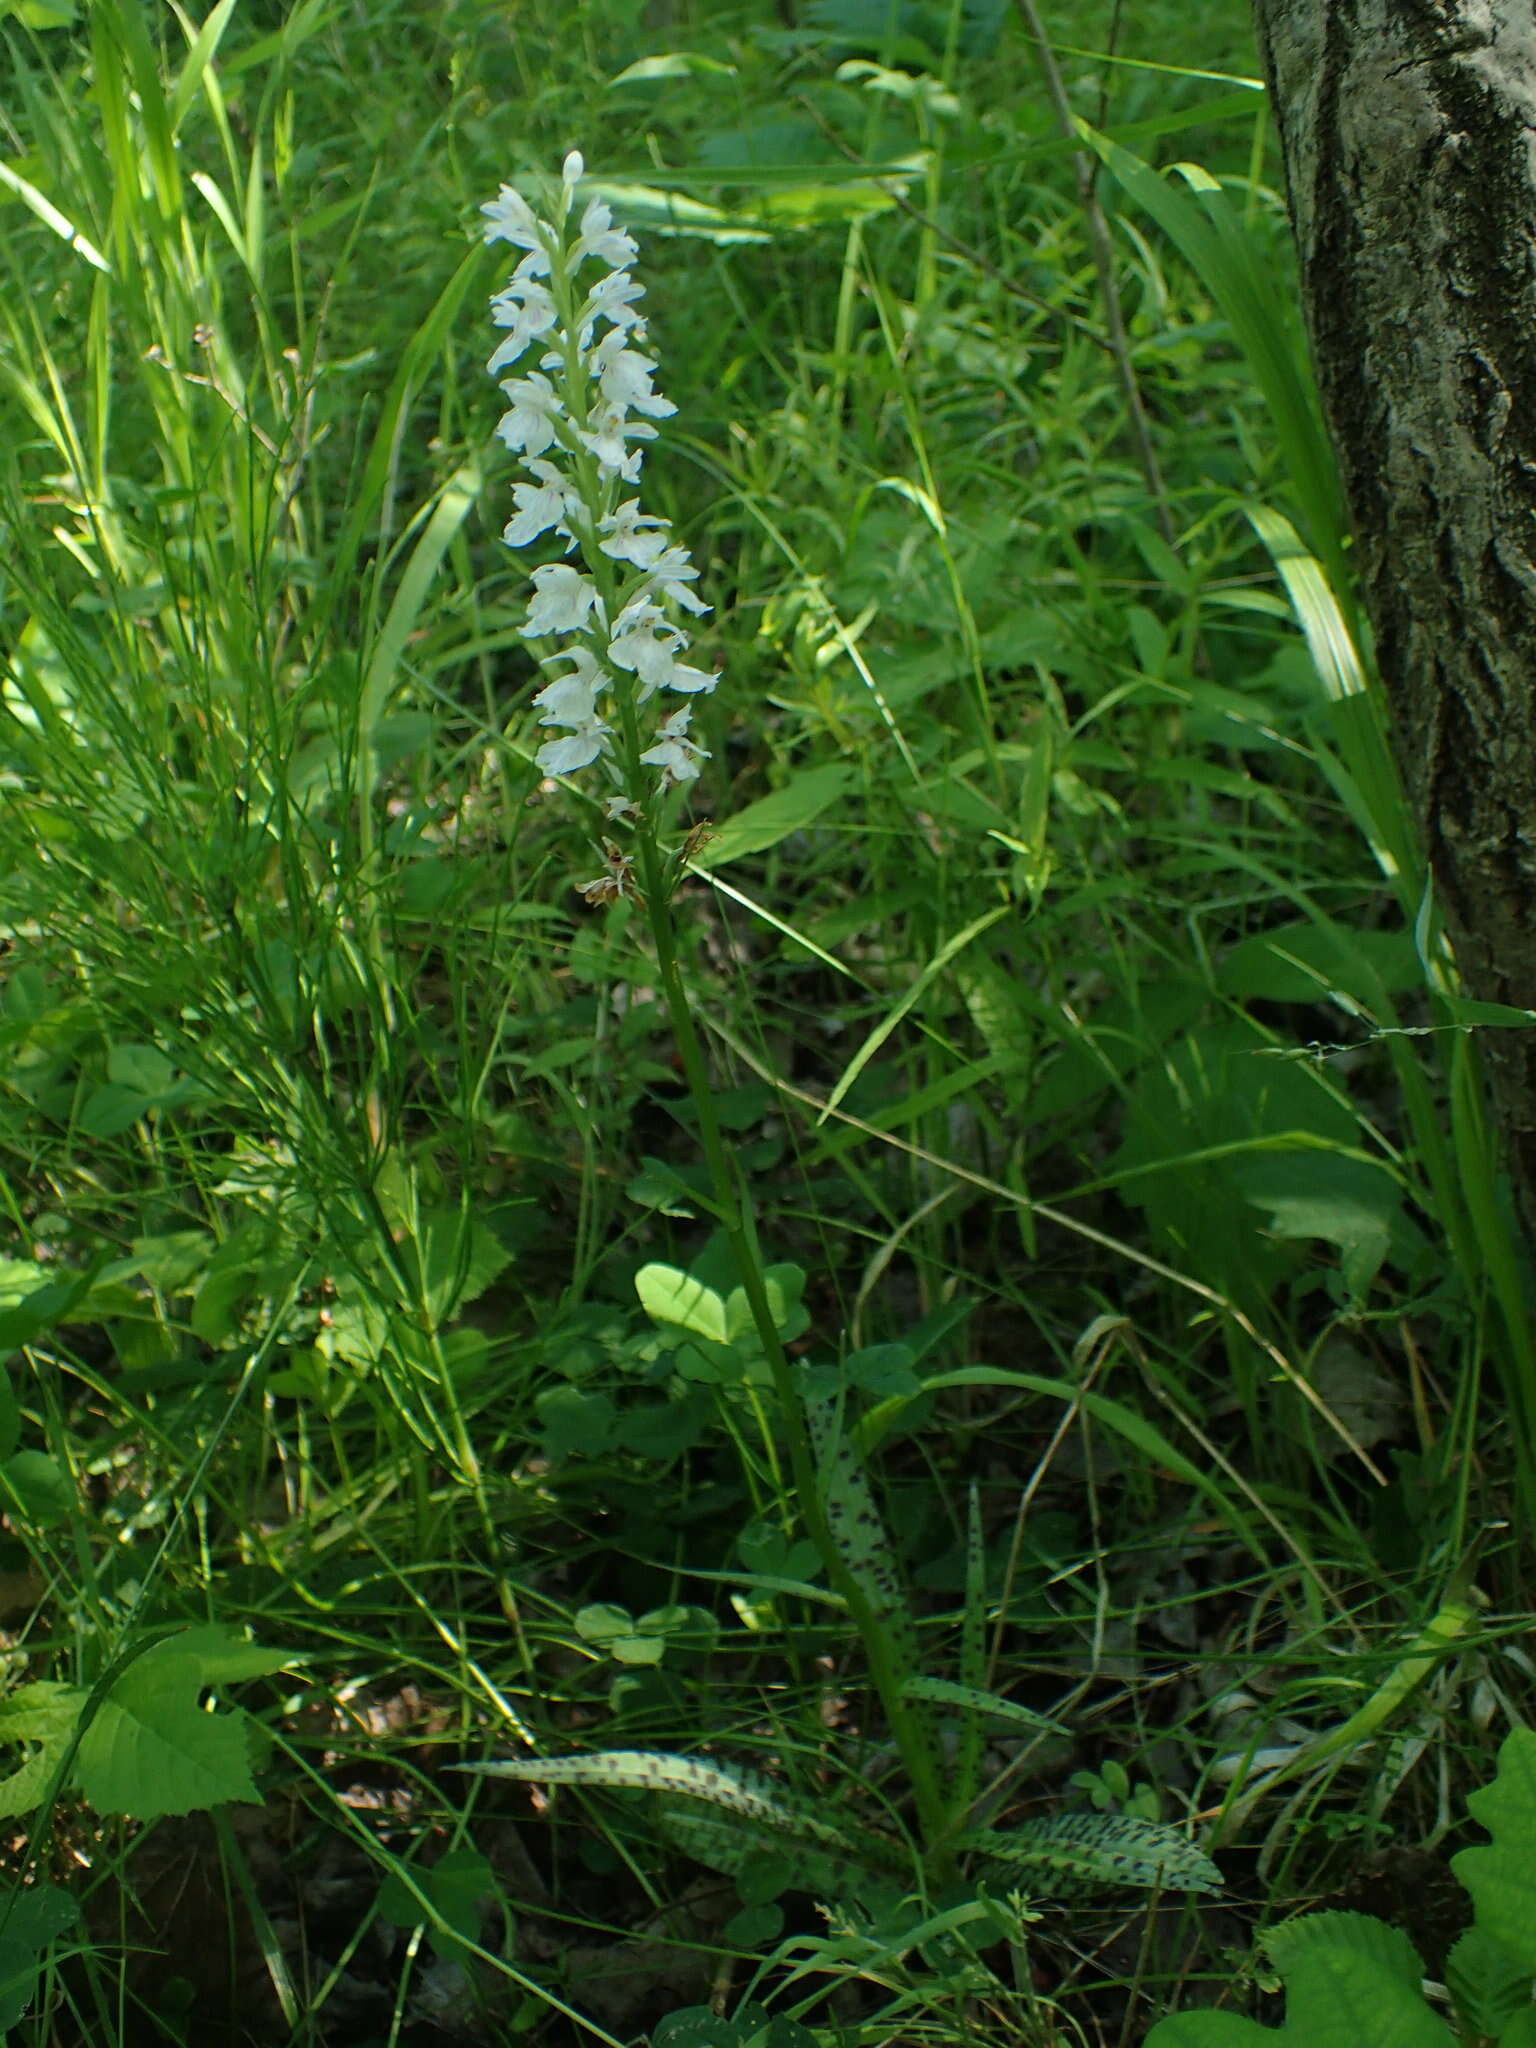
left=0, top=1451, right=73, bottom=1528
left=1145, top=1911, right=1454, bottom=2048
left=0, top=1682, right=83, bottom=1818
left=1217, top=922, right=1421, bottom=1007
left=106, top=1042, right=176, bottom=1096
left=608, top=52, right=736, bottom=84
left=636, top=1266, right=729, bottom=1342
left=1443, top=1926, right=1534, bottom=2040
left=653, top=2003, right=818, bottom=2048
left=0, top=1265, right=99, bottom=1358
left=1453, top=1726, right=1536, bottom=1972
left=412, top=1210, right=512, bottom=1326
left=0, top=1884, right=77, bottom=2034
left=689, top=764, right=853, bottom=867
left=73, top=1628, right=289, bottom=1821
left=1234, top=1152, right=1400, bottom=1303
left=534, top=1385, right=618, bottom=1461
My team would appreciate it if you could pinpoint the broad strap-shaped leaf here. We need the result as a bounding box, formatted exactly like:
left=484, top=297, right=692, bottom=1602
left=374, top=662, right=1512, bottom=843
left=1451, top=1725, right=1536, bottom=1974
left=803, top=1387, right=917, bottom=1669
left=376, top=1846, right=500, bottom=1963
left=901, top=1675, right=1069, bottom=1737
left=952, top=1482, right=986, bottom=1814
left=802, top=1384, right=944, bottom=1794
left=466, top=1750, right=904, bottom=1870
left=654, top=1794, right=901, bottom=1897
left=962, top=1813, right=1221, bottom=1897
left=806, top=1384, right=950, bottom=1802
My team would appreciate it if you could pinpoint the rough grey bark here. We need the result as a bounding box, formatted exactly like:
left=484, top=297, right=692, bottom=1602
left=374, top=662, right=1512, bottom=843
left=1249, top=0, right=1536, bottom=1233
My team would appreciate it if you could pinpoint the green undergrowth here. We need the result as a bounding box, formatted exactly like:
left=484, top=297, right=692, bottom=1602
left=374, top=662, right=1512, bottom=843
left=0, top=0, right=1532, bottom=2042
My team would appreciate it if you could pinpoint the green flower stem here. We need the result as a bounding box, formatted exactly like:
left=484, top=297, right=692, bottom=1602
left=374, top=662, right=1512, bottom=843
left=629, top=822, right=951, bottom=1864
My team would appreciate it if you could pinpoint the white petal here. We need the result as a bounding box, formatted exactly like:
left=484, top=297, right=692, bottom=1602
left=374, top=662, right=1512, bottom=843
left=525, top=563, right=602, bottom=637
left=538, top=721, right=610, bottom=775
left=482, top=184, right=544, bottom=251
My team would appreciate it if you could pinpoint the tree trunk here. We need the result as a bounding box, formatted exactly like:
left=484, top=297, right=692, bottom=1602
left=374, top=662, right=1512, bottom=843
left=1249, top=0, right=1536, bottom=1235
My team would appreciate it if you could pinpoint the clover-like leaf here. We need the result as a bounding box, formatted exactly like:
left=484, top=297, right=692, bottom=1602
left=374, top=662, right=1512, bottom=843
left=377, top=1846, right=500, bottom=1962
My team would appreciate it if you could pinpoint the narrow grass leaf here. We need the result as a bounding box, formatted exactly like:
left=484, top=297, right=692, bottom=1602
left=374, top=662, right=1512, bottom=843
left=819, top=907, right=1011, bottom=1123
left=856, top=1369, right=1267, bottom=1562
left=1080, top=123, right=1348, bottom=597
left=902, top=1674, right=1069, bottom=1737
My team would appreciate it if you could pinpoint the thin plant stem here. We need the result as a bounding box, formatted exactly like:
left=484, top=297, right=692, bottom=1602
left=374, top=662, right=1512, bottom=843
left=1012, top=0, right=1178, bottom=549
left=629, top=825, right=954, bottom=1865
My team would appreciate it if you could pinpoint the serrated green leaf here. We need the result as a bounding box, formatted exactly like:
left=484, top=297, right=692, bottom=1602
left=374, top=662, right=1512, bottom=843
left=72, top=1628, right=287, bottom=1821
left=0, top=1683, right=83, bottom=1818
left=172, top=1627, right=294, bottom=1685
left=1453, top=1727, right=1536, bottom=1973
left=0, top=1883, right=77, bottom=2033
left=413, top=1211, right=511, bottom=1325
left=1443, top=1926, right=1534, bottom=2038
left=1144, top=1909, right=1454, bottom=2047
